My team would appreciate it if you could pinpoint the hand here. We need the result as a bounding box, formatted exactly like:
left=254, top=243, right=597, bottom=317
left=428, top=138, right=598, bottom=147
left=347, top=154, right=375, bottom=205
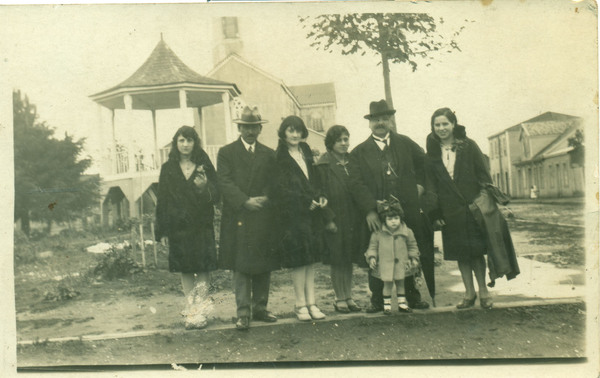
left=309, top=199, right=320, bottom=211
left=243, top=197, right=264, bottom=211
left=325, top=221, right=338, bottom=233
left=417, top=184, right=425, bottom=198
left=318, top=196, right=328, bottom=208
left=368, top=257, right=377, bottom=270
left=193, top=172, right=207, bottom=190
left=255, top=196, right=269, bottom=206
left=160, top=237, right=168, bottom=247
left=366, top=210, right=381, bottom=232
left=433, top=219, right=446, bottom=230
left=410, top=258, right=419, bottom=268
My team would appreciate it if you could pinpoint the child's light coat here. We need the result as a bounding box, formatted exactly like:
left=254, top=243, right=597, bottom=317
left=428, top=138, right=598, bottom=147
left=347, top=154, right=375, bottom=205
left=365, top=223, right=420, bottom=281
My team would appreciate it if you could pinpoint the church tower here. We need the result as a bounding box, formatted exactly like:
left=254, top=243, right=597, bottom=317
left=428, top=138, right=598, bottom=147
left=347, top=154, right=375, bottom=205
left=212, top=17, right=244, bottom=65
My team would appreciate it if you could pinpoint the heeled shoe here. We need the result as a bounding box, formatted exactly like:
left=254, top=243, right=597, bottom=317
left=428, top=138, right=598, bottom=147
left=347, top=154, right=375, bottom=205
left=456, top=295, right=477, bottom=309
left=398, top=302, right=413, bottom=313
left=295, top=306, right=312, bottom=322
left=346, top=299, right=362, bottom=312
left=308, top=304, right=326, bottom=320
left=333, top=301, right=350, bottom=313
left=480, top=297, right=493, bottom=309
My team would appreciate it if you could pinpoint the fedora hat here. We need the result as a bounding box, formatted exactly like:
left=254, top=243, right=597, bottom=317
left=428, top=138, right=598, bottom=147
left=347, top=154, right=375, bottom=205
left=233, top=106, right=268, bottom=125
left=364, top=100, right=396, bottom=119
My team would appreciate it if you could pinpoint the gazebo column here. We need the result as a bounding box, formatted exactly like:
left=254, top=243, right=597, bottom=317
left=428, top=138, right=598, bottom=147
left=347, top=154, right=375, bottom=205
left=222, top=92, right=233, bottom=143
left=197, top=106, right=207, bottom=149
left=124, top=94, right=136, bottom=174
left=151, top=109, right=158, bottom=169
left=110, top=108, right=117, bottom=175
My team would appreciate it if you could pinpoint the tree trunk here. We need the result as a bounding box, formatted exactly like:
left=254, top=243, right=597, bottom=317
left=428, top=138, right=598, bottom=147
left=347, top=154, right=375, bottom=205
left=380, top=52, right=397, bottom=132
left=20, top=210, right=31, bottom=237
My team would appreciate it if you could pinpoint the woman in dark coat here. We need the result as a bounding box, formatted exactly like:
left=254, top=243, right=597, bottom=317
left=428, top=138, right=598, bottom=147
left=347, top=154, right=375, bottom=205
left=425, top=108, right=493, bottom=309
left=315, top=125, right=363, bottom=313
left=155, top=126, right=218, bottom=300
left=274, top=116, right=329, bottom=321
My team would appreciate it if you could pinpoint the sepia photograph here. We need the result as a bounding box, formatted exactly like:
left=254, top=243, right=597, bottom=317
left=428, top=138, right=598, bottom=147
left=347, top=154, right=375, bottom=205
left=0, top=0, right=598, bottom=376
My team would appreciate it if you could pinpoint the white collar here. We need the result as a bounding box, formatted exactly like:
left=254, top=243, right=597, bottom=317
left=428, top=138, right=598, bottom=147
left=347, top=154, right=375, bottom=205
left=372, top=133, right=390, bottom=142
left=240, top=138, right=256, bottom=152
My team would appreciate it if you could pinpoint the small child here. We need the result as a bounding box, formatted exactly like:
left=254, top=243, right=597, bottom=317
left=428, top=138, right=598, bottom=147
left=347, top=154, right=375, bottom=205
left=365, top=196, right=420, bottom=314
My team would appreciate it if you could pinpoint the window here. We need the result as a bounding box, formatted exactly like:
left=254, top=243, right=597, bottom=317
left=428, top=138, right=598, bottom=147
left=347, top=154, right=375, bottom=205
left=540, top=165, right=545, bottom=189
left=490, top=141, right=495, bottom=159
left=549, top=165, right=555, bottom=188
left=222, top=17, right=239, bottom=39
left=502, top=136, right=507, bottom=156
left=505, top=172, right=509, bottom=195
left=563, top=163, right=569, bottom=187
left=556, top=164, right=561, bottom=189
left=310, top=111, right=324, bottom=132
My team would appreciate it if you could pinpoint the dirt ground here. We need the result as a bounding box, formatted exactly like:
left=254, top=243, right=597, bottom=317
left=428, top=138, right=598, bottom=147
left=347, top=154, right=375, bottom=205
left=13, top=199, right=588, bottom=367
left=17, top=303, right=586, bottom=367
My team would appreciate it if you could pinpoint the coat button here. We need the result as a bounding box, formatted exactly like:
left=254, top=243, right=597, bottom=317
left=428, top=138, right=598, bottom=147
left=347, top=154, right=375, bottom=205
left=394, top=258, right=399, bottom=263
left=237, top=221, right=243, bottom=226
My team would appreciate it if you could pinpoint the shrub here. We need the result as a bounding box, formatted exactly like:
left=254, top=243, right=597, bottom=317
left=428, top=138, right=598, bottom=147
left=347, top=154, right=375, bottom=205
left=92, top=247, right=143, bottom=280
left=14, top=230, right=37, bottom=265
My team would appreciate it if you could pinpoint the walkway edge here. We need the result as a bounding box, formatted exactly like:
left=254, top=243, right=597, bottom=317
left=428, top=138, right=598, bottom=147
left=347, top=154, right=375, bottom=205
left=17, top=297, right=585, bottom=346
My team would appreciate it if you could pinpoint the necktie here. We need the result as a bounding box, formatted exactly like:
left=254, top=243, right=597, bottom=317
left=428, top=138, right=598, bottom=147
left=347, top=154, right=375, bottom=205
left=248, top=145, right=253, bottom=154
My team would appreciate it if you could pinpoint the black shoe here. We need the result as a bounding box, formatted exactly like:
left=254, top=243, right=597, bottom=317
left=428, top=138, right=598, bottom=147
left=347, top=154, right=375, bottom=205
left=333, top=301, right=350, bottom=314
left=236, top=316, right=250, bottom=330
left=409, top=300, right=430, bottom=310
left=253, top=311, right=277, bottom=323
left=365, top=304, right=383, bottom=313
left=346, top=299, right=362, bottom=312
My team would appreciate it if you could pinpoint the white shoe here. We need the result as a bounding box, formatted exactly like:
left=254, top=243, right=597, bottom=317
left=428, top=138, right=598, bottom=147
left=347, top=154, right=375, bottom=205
left=295, top=306, right=312, bottom=322
left=308, top=305, right=326, bottom=320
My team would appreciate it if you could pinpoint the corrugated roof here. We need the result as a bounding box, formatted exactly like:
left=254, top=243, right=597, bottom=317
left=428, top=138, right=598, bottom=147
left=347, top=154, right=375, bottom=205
left=101, top=39, right=234, bottom=94
left=288, top=83, right=336, bottom=106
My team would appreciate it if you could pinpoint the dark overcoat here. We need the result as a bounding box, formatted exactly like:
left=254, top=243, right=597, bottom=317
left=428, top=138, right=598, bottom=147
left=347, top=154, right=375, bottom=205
left=216, top=138, right=280, bottom=274
left=349, top=133, right=433, bottom=261
left=424, top=126, right=492, bottom=261
left=273, top=142, right=328, bottom=268
left=155, top=152, right=218, bottom=273
left=314, top=152, right=362, bottom=266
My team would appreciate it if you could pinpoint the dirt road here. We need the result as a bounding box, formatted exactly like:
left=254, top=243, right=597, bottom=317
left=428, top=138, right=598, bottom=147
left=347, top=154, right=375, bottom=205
left=17, top=302, right=586, bottom=368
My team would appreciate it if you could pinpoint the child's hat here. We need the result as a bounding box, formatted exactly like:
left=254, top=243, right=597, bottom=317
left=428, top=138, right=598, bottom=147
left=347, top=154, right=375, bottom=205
left=376, top=195, right=404, bottom=218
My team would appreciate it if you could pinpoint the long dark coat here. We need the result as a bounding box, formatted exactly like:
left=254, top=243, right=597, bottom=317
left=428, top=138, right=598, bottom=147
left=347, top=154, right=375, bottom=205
left=424, top=126, right=492, bottom=261
left=273, top=142, right=328, bottom=268
left=216, top=138, right=280, bottom=275
left=314, top=152, right=362, bottom=266
left=155, top=153, right=218, bottom=273
left=349, top=133, right=433, bottom=262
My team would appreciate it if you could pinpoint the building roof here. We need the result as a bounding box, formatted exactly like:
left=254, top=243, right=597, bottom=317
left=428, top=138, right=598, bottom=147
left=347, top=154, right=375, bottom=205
left=208, top=53, right=302, bottom=109
left=101, top=39, right=234, bottom=94
left=90, top=38, right=240, bottom=110
left=515, top=119, right=583, bottom=165
left=521, top=120, right=574, bottom=137
left=288, top=83, right=336, bottom=106
left=488, top=111, right=578, bottom=139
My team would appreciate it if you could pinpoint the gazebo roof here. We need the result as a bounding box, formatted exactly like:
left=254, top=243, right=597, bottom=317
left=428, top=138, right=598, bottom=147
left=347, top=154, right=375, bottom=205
left=90, top=38, right=240, bottom=110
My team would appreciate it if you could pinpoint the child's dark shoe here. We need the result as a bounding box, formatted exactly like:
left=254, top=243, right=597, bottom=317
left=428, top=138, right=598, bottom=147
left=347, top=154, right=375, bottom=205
left=398, top=303, right=412, bottom=313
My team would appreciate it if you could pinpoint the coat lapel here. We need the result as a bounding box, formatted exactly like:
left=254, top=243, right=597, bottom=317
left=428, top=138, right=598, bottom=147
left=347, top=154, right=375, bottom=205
left=433, top=158, right=465, bottom=201
left=363, top=137, right=384, bottom=182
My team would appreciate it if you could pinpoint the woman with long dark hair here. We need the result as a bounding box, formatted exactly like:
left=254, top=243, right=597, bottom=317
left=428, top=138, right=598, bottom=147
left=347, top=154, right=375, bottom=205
left=155, top=126, right=219, bottom=325
left=425, top=108, right=494, bottom=309
left=273, top=116, right=329, bottom=321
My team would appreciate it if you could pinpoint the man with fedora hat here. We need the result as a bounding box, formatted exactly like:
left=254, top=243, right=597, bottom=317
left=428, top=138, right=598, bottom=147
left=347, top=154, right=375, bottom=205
left=349, top=99, right=433, bottom=312
left=217, top=106, right=280, bottom=330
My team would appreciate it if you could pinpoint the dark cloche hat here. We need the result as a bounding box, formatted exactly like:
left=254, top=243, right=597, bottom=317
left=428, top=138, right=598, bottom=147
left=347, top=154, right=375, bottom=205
left=364, top=99, right=396, bottom=119
left=233, top=106, right=268, bottom=125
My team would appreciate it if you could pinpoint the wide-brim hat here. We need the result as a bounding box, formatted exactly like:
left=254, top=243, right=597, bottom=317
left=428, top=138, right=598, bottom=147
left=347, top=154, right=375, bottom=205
left=364, top=99, right=396, bottom=119
left=233, top=106, right=268, bottom=125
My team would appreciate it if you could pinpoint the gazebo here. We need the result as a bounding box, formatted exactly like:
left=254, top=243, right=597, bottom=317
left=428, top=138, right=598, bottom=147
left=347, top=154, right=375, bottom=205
left=90, top=36, right=241, bottom=226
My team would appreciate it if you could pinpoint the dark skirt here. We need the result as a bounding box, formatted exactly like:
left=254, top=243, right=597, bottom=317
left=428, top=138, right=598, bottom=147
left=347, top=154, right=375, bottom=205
left=279, top=212, right=323, bottom=268
left=168, top=225, right=217, bottom=273
left=442, top=209, right=487, bottom=262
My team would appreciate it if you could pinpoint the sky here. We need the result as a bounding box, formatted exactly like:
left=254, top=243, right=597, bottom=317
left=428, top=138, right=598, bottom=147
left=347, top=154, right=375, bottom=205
left=1, top=0, right=597, bottom=174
